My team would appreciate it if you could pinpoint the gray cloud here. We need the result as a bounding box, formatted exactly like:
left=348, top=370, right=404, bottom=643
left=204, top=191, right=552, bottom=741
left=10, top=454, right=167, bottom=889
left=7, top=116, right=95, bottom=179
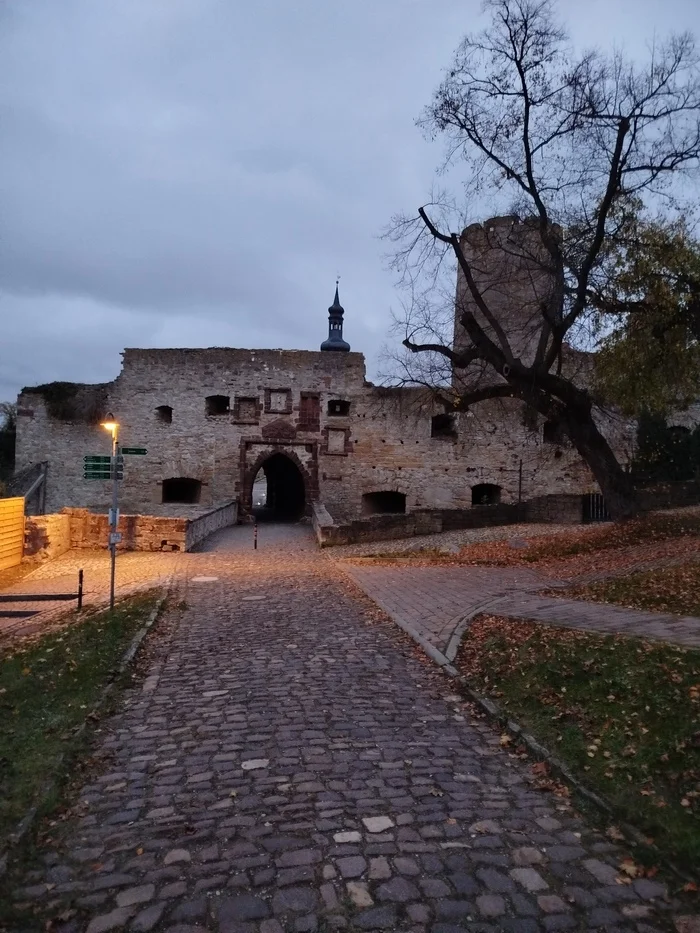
left=1, top=0, right=697, bottom=400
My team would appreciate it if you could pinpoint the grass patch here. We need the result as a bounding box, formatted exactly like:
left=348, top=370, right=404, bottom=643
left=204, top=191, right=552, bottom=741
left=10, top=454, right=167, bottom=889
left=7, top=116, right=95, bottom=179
left=357, top=510, right=700, bottom=568
left=569, top=562, right=700, bottom=616
left=456, top=615, right=700, bottom=870
left=0, top=591, right=161, bottom=845
left=519, top=511, right=700, bottom=564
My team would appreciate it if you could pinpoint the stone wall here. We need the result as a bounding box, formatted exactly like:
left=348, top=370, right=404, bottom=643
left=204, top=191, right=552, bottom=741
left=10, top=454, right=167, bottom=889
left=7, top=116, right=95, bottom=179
left=67, top=509, right=189, bottom=552
left=23, top=501, right=237, bottom=559
left=24, top=512, right=72, bottom=562
left=525, top=494, right=583, bottom=524
left=313, top=495, right=581, bottom=547
left=13, top=230, right=639, bottom=524
left=186, top=501, right=238, bottom=550
left=312, top=504, right=442, bottom=548
left=16, top=351, right=634, bottom=526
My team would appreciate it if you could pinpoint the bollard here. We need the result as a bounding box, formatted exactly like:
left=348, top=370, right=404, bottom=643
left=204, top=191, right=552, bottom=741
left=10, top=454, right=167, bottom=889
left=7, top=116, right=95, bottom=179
left=254, top=521, right=258, bottom=550
left=77, top=569, right=84, bottom=610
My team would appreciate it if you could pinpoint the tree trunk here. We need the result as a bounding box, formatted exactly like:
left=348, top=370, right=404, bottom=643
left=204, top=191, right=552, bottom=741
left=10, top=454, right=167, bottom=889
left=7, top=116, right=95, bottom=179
left=563, top=407, right=639, bottom=520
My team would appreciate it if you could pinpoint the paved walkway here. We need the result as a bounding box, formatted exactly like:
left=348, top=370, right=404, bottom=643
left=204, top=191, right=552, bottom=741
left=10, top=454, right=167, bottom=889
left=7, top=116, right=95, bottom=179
left=0, top=550, right=182, bottom=643
left=342, top=563, right=700, bottom=657
left=8, top=524, right=690, bottom=932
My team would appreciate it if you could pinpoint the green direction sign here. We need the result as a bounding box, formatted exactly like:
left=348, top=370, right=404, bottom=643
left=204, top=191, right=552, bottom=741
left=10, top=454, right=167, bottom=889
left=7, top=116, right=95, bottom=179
left=83, top=451, right=124, bottom=480
left=121, top=447, right=147, bottom=455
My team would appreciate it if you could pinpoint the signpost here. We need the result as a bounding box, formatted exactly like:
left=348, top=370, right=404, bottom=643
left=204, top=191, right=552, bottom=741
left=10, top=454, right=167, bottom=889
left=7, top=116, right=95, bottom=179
left=83, top=436, right=147, bottom=609
left=83, top=455, right=123, bottom=480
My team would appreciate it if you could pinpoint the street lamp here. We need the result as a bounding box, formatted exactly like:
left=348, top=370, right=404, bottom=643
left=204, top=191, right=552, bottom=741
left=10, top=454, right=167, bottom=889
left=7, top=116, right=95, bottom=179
left=101, top=413, right=120, bottom=609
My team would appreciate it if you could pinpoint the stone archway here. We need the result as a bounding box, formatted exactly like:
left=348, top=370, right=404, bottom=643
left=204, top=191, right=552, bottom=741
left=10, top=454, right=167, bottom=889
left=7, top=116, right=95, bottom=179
left=246, top=451, right=310, bottom=521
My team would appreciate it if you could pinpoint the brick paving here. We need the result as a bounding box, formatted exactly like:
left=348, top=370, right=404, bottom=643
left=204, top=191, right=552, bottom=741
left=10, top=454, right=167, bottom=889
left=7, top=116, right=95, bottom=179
left=8, top=523, right=693, bottom=932
left=0, top=550, right=180, bottom=643
left=342, top=563, right=700, bottom=656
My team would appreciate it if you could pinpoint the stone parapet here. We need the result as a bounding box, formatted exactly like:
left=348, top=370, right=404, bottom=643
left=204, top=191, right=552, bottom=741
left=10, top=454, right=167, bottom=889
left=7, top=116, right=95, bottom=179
left=23, top=501, right=237, bottom=559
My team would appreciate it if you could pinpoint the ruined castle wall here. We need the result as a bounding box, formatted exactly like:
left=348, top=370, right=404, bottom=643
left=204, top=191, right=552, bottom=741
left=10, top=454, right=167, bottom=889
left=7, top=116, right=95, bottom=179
left=15, top=393, right=120, bottom=515
left=17, top=349, right=369, bottom=516
left=322, top=389, right=613, bottom=523
left=455, top=216, right=562, bottom=368
left=15, top=342, right=634, bottom=523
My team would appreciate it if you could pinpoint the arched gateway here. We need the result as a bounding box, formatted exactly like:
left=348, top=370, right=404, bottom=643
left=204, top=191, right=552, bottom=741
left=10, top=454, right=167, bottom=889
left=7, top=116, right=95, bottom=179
left=247, top=451, right=309, bottom=522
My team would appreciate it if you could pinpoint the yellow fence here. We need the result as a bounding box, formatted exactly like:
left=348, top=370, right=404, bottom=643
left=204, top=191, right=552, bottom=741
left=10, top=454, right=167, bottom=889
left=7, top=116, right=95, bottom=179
left=0, top=497, right=25, bottom=571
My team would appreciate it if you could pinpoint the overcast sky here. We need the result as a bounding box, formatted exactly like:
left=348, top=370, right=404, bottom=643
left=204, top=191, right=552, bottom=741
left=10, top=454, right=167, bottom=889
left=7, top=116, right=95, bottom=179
left=1, top=0, right=698, bottom=402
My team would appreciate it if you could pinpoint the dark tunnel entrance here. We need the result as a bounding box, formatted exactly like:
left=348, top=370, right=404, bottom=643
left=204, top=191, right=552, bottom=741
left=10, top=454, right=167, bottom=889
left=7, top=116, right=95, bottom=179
left=252, top=453, right=306, bottom=522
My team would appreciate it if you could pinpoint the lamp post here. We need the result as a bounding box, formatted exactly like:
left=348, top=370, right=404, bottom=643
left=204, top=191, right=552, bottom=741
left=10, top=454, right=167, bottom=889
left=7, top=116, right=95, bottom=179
left=101, top=414, right=120, bottom=610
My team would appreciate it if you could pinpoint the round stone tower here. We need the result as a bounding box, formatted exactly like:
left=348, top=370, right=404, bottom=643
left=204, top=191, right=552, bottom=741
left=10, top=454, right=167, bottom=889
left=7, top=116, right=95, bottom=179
left=454, top=215, right=562, bottom=367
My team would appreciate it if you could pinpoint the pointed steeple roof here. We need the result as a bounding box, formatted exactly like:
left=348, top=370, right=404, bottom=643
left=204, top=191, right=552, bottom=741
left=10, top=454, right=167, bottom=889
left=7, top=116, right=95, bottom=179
left=320, top=282, right=350, bottom=352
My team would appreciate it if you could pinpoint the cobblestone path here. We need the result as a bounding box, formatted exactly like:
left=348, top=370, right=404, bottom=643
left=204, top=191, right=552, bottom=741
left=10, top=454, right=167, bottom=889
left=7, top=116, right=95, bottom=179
left=11, top=525, right=689, bottom=932
left=342, top=563, right=700, bottom=656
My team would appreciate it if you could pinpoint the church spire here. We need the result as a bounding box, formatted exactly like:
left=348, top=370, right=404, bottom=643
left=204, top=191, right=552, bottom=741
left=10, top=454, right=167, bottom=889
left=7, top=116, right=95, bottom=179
left=320, top=280, right=350, bottom=352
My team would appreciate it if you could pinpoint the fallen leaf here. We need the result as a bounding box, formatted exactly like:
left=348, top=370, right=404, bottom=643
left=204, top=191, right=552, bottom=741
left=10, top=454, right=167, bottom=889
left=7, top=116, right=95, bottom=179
left=619, top=858, right=641, bottom=878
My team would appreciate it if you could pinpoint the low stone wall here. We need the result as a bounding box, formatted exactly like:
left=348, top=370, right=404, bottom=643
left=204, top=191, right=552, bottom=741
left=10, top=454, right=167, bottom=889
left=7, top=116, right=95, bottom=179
left=67, top=509, right=189, bottom=552
left=186, top=501, right=238, bottom=550
left=313, top=503, right=441, bottom=547
left=24, top=501, right=237, bottom=558
left=23, top=512, right=72, bottom=562
left=313, top=493, right=585, bottom=547
left=525, top=494, right=583, bottom=524
left=440, top=504, right=521, bottom=531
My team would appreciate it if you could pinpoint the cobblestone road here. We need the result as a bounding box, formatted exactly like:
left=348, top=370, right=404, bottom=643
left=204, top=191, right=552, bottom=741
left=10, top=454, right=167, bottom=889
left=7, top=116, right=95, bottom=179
left=10, top=523, right=691, bottom=933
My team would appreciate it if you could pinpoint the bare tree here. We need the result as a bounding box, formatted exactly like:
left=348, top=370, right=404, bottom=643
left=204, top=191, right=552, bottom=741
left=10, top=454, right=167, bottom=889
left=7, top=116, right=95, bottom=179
left=390, top=0, right=700, bottom=518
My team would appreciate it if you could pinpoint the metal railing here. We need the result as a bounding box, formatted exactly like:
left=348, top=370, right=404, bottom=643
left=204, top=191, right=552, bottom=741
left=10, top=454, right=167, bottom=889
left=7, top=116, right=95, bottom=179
left=5, top=462, right=48, bottom=514
left=0, top=569, right=83, bottom=619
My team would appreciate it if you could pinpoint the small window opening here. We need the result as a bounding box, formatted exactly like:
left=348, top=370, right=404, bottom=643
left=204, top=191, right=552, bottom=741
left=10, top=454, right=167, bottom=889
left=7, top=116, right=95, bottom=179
left=362, top=491, right=406, bottom=515
left=162, top=477, right=202, bottom=504
left=156, top=405, right=173, bottom=424
left=472, top=483, right=501, bottom=506
left=431, top=413, right=457, bottom=438
left=543, top=420, right=566, bottom=445
left=328, top=399, right=351, bottom=416
left=205, top=395, right=230, bottom=416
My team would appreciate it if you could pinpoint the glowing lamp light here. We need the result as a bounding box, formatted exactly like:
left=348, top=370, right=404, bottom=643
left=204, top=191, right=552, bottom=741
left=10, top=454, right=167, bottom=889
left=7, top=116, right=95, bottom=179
left=101, top=413, right=119, bottom=435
